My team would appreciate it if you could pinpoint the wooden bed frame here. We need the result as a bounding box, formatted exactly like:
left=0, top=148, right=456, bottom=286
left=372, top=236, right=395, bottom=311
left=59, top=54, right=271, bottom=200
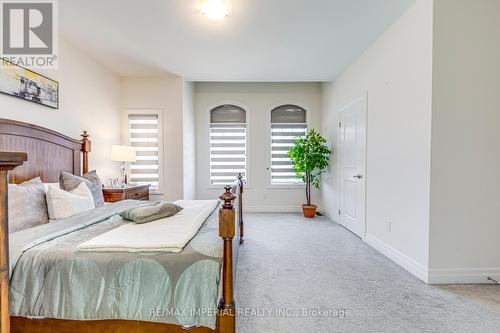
left=0, top=118, right=243, bottom=333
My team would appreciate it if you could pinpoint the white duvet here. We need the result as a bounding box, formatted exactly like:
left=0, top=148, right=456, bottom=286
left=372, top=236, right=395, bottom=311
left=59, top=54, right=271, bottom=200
left=77, top=200, right=219, bottom=253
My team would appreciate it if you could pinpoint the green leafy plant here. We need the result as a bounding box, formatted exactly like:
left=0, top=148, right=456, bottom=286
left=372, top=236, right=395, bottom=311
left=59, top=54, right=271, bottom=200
left=288, top=129, right=331, bottom=206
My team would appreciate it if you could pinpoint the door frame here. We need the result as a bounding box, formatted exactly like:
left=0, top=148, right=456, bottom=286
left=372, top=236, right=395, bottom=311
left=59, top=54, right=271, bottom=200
left=337, top=93, right=368, bottom=239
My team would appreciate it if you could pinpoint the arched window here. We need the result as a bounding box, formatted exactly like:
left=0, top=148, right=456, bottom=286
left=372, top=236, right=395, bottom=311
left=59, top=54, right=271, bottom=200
left=210, top=104, right=247, bottom=185
left=270, top=105, right=307, bottom=185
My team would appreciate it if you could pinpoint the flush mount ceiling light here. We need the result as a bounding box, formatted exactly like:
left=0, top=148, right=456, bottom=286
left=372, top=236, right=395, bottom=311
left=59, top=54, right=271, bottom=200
left=200, top=0, right=232, bottom=20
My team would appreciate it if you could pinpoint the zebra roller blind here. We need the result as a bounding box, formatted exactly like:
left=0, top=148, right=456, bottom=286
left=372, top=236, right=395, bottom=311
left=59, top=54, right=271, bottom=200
left=210, top=105, right=247, bottom=185
left=128, top=113, right=160, bottom=190
left=271, top=105, right=307, bottom=185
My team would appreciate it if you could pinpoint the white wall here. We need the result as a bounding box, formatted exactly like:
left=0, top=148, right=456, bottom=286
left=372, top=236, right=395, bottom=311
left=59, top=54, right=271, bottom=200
left=321, top=0, right=434, bottom=280
left=428, top=0, right=500, bottom=283
left=0, top=39, right=122, bottom=180
left=195, top=82, right=322, bottom=211
left=121, top=76, right=184, bottom=201
left=182, top=80, right=196, bottom=199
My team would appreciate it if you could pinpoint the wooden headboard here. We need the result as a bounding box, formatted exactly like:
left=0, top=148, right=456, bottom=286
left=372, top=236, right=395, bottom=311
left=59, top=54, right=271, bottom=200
left=0, top=118, right=90, bottom=183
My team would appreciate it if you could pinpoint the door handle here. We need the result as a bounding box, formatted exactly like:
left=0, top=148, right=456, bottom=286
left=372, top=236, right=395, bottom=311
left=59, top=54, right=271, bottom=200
left=353, top=174, right=363, bottom=179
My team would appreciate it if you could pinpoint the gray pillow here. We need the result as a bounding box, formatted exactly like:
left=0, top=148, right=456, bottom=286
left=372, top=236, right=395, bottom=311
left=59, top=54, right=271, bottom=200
left=59, top=170, right=105, bottom=207
left=120, top=201, right=183, bottom=224
left=8, top=177, right=49, bottom=233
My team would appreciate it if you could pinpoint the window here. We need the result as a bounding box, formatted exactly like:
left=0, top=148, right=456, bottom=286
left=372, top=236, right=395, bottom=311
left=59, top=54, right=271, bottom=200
left=270, top=105, right=307, bottom=185
left=127, top=112, right=162, bottom=192
left=209, top=105, right=247, bottom=185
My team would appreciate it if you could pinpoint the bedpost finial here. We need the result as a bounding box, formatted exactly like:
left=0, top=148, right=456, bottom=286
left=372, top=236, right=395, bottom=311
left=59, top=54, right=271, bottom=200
left=220, top=185, right=236, bottom=209
left=81, top=130, right=91, bottom=153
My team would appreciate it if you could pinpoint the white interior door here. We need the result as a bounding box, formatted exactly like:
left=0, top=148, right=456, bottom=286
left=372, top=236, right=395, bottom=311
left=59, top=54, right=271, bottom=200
left=338, top=97, right=367, bottom=238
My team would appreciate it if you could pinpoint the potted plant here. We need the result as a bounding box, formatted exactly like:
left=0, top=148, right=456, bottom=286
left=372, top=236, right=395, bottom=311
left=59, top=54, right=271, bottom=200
left=288, top=129, right=331, bottom=218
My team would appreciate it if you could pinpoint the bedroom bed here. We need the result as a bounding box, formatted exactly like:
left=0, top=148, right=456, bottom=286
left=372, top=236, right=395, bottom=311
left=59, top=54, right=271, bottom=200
left=0, top=118, right=244, bottom=333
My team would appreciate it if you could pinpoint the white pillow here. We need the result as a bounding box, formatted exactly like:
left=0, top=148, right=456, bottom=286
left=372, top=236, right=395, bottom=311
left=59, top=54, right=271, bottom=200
left=46, top=182, right=95, bottom=220
left=43, top=182, right=60, bottom=193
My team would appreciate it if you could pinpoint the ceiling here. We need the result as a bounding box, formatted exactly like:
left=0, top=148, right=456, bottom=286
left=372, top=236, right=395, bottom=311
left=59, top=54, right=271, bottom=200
left=60, top=0, right=414, bottom=81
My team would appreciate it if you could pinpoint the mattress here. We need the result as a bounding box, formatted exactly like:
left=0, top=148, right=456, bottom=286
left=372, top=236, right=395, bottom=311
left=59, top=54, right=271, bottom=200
left=9, top=200, right=229, bottom=330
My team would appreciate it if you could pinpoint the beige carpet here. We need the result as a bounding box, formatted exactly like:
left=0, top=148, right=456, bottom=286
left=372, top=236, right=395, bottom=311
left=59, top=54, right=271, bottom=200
left=437, top=284, right=500, bottom=311
left=235, top=213, right=500, bottom=332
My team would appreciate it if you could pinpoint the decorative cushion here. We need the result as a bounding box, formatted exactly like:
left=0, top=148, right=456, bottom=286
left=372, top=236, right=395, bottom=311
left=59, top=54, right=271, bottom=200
left=8, top=177, right=49, bottom=233
left=59, top=170, right=105, bottom=207
left=43, top=182, right=60, bottom=192
left=120, top=201, right=183, bottom=224
left=46, top=182, right=95, bottom=220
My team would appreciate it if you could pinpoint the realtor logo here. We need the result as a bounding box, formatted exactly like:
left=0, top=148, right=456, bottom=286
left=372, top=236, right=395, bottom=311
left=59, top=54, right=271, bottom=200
left=1, top=0, right=58, bottom=68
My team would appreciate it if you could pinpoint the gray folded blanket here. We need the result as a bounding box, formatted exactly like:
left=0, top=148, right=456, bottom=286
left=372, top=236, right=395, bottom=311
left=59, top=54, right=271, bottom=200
left=119, top=201, right=183, bottom=224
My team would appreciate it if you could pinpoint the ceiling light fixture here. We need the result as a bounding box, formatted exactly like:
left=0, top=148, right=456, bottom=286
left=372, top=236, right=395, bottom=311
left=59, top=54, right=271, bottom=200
left=200, top=0, right=232, bottom=21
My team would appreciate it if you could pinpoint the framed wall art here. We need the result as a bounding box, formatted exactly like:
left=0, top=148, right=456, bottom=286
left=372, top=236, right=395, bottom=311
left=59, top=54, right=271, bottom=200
left=0, top=58, right=59, bottom=109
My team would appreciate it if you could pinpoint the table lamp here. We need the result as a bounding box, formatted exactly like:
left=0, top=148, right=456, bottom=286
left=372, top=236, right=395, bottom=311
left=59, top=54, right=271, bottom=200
left=111, top=145, right=136, bottom=187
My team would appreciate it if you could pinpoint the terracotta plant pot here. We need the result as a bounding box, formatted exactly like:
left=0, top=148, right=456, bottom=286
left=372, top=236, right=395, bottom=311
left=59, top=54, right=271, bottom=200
left=302, top=204, right=317, bottom=218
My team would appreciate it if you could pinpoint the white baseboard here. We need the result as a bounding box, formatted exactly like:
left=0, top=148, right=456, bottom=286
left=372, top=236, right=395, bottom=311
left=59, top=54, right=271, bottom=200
left=364, top=234, right=429, bottom=283
left=364, top=234, right=500, bottom=284
left=244, top=205, right=331, bottom=214
left=427, top=268, right=500, bottom=284
left=243, top=205, right=302, bottom=213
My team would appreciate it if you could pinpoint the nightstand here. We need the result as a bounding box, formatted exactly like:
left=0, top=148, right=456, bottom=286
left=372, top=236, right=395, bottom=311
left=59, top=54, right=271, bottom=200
left=102, top=184, right=150, bottom=203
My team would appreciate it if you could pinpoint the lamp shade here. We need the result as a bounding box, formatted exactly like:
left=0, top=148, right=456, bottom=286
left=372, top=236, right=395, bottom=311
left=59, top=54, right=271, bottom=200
left=111, top=145, right=136, bottom=162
